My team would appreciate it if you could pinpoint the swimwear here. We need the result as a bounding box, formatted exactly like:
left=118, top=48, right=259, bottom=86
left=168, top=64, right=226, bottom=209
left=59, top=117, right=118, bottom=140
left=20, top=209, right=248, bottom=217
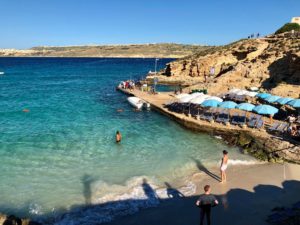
left=220, top=164, right=227, bottom=171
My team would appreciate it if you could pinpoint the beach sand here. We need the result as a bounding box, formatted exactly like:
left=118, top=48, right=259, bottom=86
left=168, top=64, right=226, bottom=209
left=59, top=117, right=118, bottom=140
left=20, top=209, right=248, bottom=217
left=107, top=163, right=300, bottom=225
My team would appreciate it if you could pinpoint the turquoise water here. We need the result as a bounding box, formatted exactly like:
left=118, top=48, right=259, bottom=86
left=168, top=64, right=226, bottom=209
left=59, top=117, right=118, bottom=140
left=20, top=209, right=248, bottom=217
left=0, top=58, right=255, bottom=221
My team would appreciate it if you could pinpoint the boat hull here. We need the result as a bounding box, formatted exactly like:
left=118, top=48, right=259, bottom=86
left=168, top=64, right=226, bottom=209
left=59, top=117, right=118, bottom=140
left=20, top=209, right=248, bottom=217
left=127, top=97, right=144, bottom=109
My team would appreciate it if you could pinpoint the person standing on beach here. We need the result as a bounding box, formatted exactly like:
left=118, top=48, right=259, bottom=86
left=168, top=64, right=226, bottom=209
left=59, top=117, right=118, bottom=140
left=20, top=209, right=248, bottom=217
left=116, top=131, right=122, bottom=143
left=220, top=150, right=228, bottom=183
left=196, top=185, right=219, bottom=225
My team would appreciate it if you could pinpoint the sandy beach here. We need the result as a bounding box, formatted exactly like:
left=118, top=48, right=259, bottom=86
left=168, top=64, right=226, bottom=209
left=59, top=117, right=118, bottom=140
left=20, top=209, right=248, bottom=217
left=107, top=162, right=300, bottom=225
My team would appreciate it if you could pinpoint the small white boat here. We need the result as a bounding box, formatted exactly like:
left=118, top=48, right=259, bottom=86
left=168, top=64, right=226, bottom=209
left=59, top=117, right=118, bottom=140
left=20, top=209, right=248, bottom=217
left=127, top=97, right=144, bottom=110
left=0, top=72, right=4, bottom=75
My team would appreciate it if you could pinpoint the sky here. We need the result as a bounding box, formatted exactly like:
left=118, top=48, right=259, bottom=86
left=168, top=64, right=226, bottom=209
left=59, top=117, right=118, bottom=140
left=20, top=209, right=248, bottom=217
left=0, top=0, right=299, bottom=49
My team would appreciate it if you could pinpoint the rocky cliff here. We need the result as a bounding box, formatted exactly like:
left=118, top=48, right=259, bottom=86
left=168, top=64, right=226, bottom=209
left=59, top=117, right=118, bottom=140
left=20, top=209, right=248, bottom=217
left=152, top=32, right=300, bottom=97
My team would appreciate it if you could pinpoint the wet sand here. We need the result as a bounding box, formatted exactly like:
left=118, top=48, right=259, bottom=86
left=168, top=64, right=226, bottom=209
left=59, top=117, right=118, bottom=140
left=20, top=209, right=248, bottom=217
left=107, top=163, right=300, bottom=225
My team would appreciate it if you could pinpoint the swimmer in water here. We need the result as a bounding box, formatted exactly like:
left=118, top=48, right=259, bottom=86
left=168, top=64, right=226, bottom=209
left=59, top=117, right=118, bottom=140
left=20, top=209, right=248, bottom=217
left=116, top=131, right=122, bottom=143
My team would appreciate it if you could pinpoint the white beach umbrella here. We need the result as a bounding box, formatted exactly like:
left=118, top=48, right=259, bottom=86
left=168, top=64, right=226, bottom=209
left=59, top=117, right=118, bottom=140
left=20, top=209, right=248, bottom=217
left=175, top=93, right=190, bottom=99
left=250, top=87, right=259, bottom=91
left=236, top=90, right=249, bottom=96
left=229, top=88, right=241, bottom=94
left=245, top=91, right=258, bottom=97
left=179, top=95, right=195, bottom=103
left=206, top=96, right=223, bottom=102
left=190, top=95, right=210, bottom=104
left=190, top=92, right=204, bottom=98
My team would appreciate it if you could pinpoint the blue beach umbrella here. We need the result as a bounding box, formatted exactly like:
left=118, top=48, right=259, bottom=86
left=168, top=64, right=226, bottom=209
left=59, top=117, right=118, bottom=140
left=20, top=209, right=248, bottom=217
left=256, top=93, right=272, bottom=99
left=275, top=97, right=294, bottom=105
left=218, top=101, right=237, bottom=109
left=201, top=99, right=219, bottom=107
left=265, top=95, right=281, bottom=103
left=253, top=105, right=279, bottom=115
left=236, top=103, right=255, bottom=111
left=287, top=99, right=300, bottom=108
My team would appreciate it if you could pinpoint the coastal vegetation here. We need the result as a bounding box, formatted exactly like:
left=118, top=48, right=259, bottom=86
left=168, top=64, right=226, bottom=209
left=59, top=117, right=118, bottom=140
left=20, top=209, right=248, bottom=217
left=275, top=23, right=300, bottom=34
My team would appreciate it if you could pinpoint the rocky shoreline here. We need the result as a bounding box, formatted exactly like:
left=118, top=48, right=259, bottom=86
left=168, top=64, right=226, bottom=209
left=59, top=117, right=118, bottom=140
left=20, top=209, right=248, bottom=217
left=161, top=106, right=300, bottom=164
left=0, top=214, right=41, bottom=225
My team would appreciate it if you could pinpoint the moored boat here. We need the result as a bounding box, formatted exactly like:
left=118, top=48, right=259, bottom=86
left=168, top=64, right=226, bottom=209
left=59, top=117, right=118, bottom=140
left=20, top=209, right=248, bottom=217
left=127, top=97, right=144, bottom=109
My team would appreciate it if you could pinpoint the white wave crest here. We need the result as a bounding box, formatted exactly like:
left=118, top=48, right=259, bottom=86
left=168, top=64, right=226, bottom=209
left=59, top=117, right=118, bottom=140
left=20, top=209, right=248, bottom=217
left=54, top=176, right=195, bottom=225
left=228, top=159, right=261, bottom=166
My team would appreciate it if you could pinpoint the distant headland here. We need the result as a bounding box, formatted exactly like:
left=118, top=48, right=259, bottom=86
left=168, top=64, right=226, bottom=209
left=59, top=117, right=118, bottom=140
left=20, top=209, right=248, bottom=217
left=0, top=43, right=211, bottom=58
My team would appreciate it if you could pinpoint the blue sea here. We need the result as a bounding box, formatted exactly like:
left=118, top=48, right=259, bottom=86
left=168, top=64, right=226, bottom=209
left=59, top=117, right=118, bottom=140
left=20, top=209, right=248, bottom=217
left=0, top=58, right=256, bottom=223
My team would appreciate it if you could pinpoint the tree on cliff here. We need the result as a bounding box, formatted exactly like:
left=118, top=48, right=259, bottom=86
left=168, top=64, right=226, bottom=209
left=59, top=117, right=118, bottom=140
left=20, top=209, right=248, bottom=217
left=275, top=23, right=300, bottom=34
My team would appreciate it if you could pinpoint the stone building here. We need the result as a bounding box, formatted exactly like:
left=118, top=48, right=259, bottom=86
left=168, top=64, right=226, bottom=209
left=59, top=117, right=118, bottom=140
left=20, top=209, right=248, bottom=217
left=291, top=17, right=300, bottom=25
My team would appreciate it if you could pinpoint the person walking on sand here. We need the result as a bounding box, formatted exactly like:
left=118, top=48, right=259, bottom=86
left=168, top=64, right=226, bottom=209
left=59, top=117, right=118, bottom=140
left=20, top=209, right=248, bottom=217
left=116, top=131, right=122, bottom=143
left=196, top=185, right=219, bottom=225
left=220, top=150, right=228, bottom=183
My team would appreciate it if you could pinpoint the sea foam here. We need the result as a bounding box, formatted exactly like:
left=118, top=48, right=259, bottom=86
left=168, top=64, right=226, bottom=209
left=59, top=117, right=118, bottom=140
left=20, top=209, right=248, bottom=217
left=54, top=176, right=196, bottom=225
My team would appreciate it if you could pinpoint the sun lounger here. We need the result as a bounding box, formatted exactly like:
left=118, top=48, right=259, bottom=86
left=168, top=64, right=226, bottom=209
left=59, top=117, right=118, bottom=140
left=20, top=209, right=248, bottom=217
left=231, top=112, right=246, bottom=126
left=276, top=122, right=289, bottom=133
left=235, top=95, right=246, bottom=102
left=215, top=110, right=229, bottom=124
left=238, top=113, right=247, bottom=126
left=247, top=114, right=262, bottom=128
left=255, top=118, right=264, bottom=129
left=201, top=111, right=214, bottom=122
left=231, top=113, right=240, bottom=125
left=268, top=122, right=281, bottom=132
left=247, top=114, right=258, bottom=128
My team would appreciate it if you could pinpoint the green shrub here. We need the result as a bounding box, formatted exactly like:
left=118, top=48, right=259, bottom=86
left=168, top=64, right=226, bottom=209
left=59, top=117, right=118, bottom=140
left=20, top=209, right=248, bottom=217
left=275, top=23, right=300, bottom=34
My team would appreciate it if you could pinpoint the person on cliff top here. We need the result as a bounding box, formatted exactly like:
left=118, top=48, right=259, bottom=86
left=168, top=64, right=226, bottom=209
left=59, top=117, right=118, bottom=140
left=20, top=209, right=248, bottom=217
left=116, top=131, right=122, bottom=143
left=196, top=185, right=219, bottom=225
left=220, top=150, right=228, bottom=183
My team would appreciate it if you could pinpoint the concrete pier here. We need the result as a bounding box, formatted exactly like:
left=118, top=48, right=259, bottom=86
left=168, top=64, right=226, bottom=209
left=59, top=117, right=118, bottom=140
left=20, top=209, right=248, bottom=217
left=116, top=87, right=300, bottom=163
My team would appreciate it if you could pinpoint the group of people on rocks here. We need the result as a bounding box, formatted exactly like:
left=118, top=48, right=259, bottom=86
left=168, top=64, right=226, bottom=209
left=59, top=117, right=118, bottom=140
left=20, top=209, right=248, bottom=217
left=287, top=114, right=300, bottom=137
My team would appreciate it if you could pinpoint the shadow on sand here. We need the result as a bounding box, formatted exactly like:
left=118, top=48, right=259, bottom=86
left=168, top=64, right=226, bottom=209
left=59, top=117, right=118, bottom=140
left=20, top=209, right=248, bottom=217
left=193, top=159, right=221, bottom=182
left=165, top=182, right=184, bottom=199
left=1, top=178, right=300, bottom=225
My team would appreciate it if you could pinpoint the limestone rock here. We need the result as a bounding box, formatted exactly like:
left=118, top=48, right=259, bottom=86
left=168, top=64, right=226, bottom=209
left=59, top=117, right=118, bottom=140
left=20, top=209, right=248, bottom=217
left=154, top=32, right=300, bottom=97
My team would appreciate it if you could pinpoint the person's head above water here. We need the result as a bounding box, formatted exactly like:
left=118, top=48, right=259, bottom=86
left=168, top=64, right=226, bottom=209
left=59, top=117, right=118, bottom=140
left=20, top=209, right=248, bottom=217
left=204, top=185, right=211, bottom=193
left=116, top=131, right=120, bottom=135
left=223, top=150, right=228, bottom=155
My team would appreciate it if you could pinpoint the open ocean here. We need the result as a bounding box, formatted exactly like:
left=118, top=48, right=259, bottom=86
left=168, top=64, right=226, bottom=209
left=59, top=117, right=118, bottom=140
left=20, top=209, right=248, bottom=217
left=0, top=57, right=257, bottom=224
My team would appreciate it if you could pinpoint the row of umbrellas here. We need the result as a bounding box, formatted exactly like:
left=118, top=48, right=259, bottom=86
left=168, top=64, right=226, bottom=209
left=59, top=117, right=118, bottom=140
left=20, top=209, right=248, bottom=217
left=176, top=93, right=223, bottom=104
left=228, top=89, right=300, bottom=108
left=256, top=93, right=300, bottom=108
left=200, top=100, right=279, bottom=115
left=175, top=89, right=299, bottom=115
